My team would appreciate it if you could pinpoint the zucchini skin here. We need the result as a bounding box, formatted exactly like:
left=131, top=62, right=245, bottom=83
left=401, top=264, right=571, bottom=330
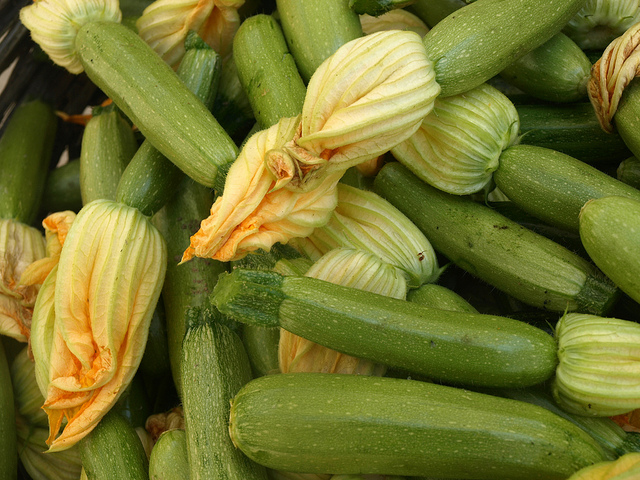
left=213, top=269, right=558, bottom=388
left=148, top=430, right=189, bottom=480
left=41, top=158, right=83, bottom=215
left=613, top=80, right=640, bottom=162
left=229, top=373, right=607, bottom=479
left=76, top=21, right=238, bottom=191
left=422, top=0, right=589, bottom=97
left=494, top=145, right=640, bottom=232
left=0, top=339, right=17, bottom=480
left=373, top=162, right=618, bottom=315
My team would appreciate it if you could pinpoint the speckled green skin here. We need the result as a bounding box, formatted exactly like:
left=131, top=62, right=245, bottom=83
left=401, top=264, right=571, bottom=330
left=149, top=430, right=189, bottom=480
left=374, top=162, right=618, bottom=314
left=407, top=283, right=478, bottom=313
left=76, top=21, right=237, bottom=191
left=213, top=268, right=558, bottom=388
left=579, top=196, right=640, bottom=305
left=422, top=0, right=589, bottom=97
left=229, top=373, right=607, bottom=479
left=494, top=145, right=640, bottom=232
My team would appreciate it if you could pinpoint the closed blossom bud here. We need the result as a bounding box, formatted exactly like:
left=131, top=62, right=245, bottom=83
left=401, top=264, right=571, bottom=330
left=30, top=199, right=167, bottom=452
left=0, top=219, right=46, bottom=342
left=553, top=313, right=640, bottom=417
left=20, top=0, right=122, bottom=74
left=290, top=183, right=440, bottom=288
left=279, top=248, right=406, bottom=376
left=137, top=0, right=245, bottom=68
left=392, top=82, right=519, bottom=195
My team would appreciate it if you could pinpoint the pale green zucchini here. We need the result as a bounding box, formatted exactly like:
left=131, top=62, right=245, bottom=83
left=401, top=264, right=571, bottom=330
left=212, top=268, right=558, bottom=388
left=407, top=283, right=478, bottom=313
left=148, top=429, right=190, bottom=480
left=181, top=308, right=268, bottom=480
left=229, top=373, right=607, bottom=479
left=373, top=162, right=618, bottom=315
left=617, top=156, right=640, bottom=189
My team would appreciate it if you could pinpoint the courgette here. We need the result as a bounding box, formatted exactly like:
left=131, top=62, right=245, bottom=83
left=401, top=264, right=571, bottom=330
left=212, top=268, right=558, bottom=388
left=148, top=429, right=189, bottom=480
left=407, top=283, right=478, bottom=313
left=229, top=373, right=607, bottom=478
left=40, top=158, right=83, bottom=215
left=0, top=338, right=17, bottom=480
left=617, top=156, right=640, bottom=189
left=373, top=162, right=618, bottom=315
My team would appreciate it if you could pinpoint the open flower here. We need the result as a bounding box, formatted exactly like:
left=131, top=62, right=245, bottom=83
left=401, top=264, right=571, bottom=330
left=20, top=0, right=122, bottom=74
left=137, top=0, right=245, bottom=67
left=183, top=30, right=439, bottom=262
left=0, top=219, right=46, bottom=342
left=30, top=200, right=167, bottom=451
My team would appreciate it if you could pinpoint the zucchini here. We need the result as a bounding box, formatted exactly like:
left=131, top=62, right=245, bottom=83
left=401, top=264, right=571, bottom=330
left=407, top=283, right=478, bottom=313
left=613, top=80, right=640, bottom=164
left=408, top=0, right=469, bottom=27
left=181, top=308, right=268, bottom=480
left=242, top=325, right=281, bottom=377
left=579, top=195, right=640, bottom=305
left=80, top=103, right=138, bottom=204
left=0, top=338, right=17, bottom=480
left=233, top=14, right=306, bottom=129
left=276, top=0, right=363, bottom=82
left=494, top=145, right=640, bottom=232
left=349, top=0, right=416, bottom=16
left=373, top=162, right=619, bottom=315
left=148, top=429, right=189, bottom=480
left=212, top=268, right=558, bottom=388
left=74, top=20, right=238, bottom=191
left=0, top=98, right=57, bottom=224
left=617, top=156, right=640, bottom=189
left=422, top=0, right=589, bottom=97
left=41, top=158, right=83, bottom=215
left=229, top=373, right=607, bottom=478
left=79, top=410, right=148, bottom=480
left=138, top=300, right=171, bottom=379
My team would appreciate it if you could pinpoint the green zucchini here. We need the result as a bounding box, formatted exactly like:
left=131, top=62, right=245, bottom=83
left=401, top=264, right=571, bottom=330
left=79, top=410, right=148, bottom=480
left=148, top=429, right=189, bottom=480
left=75, top=20, right=238, bottom=191
left=422, top=0, right=589, bottom=97
left=373, top=162, right=618, bottom=315
left=0, top=98, right=57, bottom=224
left=233, top=14, right=306, bottom=129
left=229, top=373, right=607, bottom=478
left=579, top=195, right=640, bottom=305
left=0, top=338, right=17, bottom=480
left=138, top=300, right=171, bottom=379
left=614, top=81, right=640, bottom=164
left=242, top=325, right=281, bottom=377
left=349, top=0, right=416, bottom=16
left=494, top=145, right=640, bottom=232
left=41, top=158, right=83, bottom=215
left=517, top=102, right=633, bottom=165
left=407, top=283, right=478, bottom=313
left=212, top=268, right=558, bottom=388
left=617, top=156, right=640, bottom=189
left=276, top=0, right=363, bottom=82
left=80, top=103, right=138, bottom=204
left=408, top=0, right=469, bottom=27
left=181, top=308, right=268, bottom=480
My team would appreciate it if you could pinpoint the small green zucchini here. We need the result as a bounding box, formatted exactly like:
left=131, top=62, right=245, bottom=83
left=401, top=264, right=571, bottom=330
left=0, top=339, right=17, bottom=480
left=408, top=0, right=469, bottom=28
left=494, top=145, right=640, bottom=232
left=41, top=158, right=83, bottom=215
left=212, top=268, right=558, bottom=388
left=373, top=162, right=618, bottom=315
left=0, top=98, right=57, bottom=224
left=276, top=0, right=364, bottom=82
left=579, top=195, right=640, bottom=305
left=181, top=308, right=268, bottom=480
left=407, top=283, right=478, bottom=313
left=233, top=14, right=306, bottom=129
left=611, top=81, right=640, bottom=163
left=422, top=0, right=590, bottom=97
left=229, top=373, right=607, bottom=478
left=148, top=429, right=190, bottom=480
left=617, top=156, right=640, bottom=189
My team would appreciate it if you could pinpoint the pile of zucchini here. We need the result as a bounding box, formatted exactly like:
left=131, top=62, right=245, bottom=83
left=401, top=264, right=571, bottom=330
left=3, top=0, right=640, bottom=478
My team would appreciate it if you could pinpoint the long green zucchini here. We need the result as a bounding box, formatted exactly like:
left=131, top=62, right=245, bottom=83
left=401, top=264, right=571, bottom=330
left=373, top=162, right=618, bottom=315
left=212, top=268, right=558, bottom=388
left=228, top=373, right=607, bottom=479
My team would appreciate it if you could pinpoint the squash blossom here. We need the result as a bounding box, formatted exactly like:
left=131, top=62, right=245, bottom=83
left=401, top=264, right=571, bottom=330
left=567, top=452, right=640, bottom=479
left=137, top=0, right=245, bottom=68
left=359, top=9, right=429, bottom=37
left=0, top=219, right=46, bottom=342
left=279, top=248, right=406, bottom=376
left=19, top=0, right=122, bottom=74
left=29, top=199, right=167, bottom=452
left=183, top=30, right=440, bottom=262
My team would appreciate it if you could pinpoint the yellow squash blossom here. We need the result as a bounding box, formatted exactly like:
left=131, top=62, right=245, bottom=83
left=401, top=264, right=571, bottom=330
left=30, top=200, right=167, bottom=452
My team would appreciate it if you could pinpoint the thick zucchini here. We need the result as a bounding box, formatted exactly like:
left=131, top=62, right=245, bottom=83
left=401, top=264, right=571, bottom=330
left=422, top=0, right=589, bottom=97
left=373, top=162, right=618, bottom=315
left=229, top=373, right=607, bottom=479
left=212, top=268, right=558, bottom=388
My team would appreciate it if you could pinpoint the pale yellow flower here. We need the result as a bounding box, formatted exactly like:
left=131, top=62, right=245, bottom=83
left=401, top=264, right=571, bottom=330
left=30, top=200, right=167, bottom=452
left=568, top=452, right=640, bottom=479
left=20, top=0, right=122, bottom=74
left=0, top=219, right=46, bottom=342
left=137, top=0, right=245, bottom=68
left=360, top=9, right=429, bottom=37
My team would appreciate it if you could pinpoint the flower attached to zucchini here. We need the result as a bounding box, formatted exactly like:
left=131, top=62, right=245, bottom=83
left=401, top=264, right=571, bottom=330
left=182, top=30, right=440, bottom=262
left=30, top=200, right=167, bottom=452
left=137, top=0, right=245, bottom=68
left=0, top=219, right=46, bottom=342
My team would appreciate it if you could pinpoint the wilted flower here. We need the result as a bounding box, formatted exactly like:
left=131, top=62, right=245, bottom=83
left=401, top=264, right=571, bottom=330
left=0, top=219, right=46, bottom=342
left=137, top=0, right=245, bottom=68
left=391, top=82, right=520, bottom=195
left=20, top=0, right=122, bottom=74
left=30, top=199, right=167, bottom=451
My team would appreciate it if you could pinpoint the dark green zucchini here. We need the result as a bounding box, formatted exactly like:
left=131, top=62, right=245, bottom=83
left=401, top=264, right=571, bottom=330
left=40, top=158, right=83, bottom=215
